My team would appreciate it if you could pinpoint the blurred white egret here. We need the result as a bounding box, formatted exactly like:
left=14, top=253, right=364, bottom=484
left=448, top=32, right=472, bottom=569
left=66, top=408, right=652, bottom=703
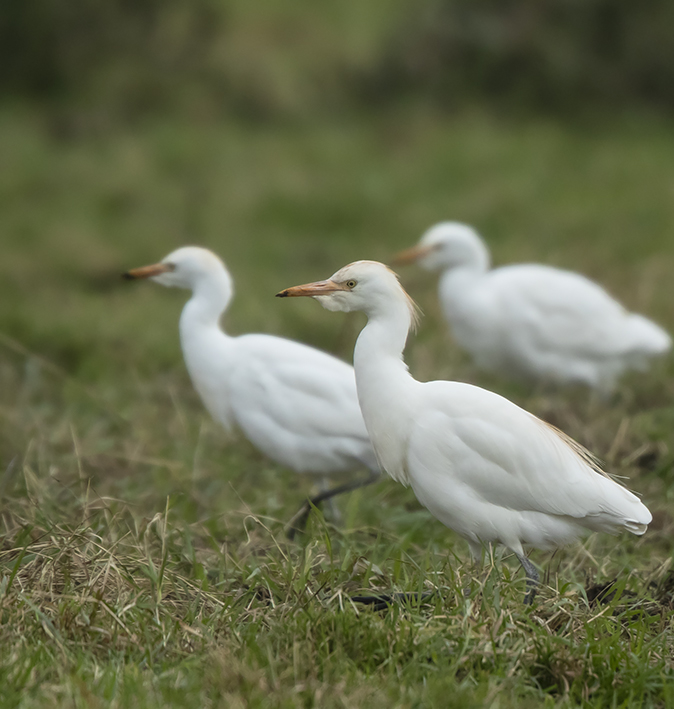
left=278, top=260, right=652, bottom=601
left=125, top=247, right=379, bottom=533
left=394, top=222, right=671, bottom=394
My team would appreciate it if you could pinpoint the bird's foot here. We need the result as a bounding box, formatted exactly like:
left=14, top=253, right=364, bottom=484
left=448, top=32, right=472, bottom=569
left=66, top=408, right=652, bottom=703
left=523, top=585, right=538, bottom=606
left=285, top=501, right=313, bottom=541
left=350, top=592, right=435, bottom=611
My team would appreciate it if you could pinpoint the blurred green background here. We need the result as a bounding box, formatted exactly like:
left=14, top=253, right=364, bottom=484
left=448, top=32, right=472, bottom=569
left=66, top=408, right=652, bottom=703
left=5, top=0, right=674, bottom=118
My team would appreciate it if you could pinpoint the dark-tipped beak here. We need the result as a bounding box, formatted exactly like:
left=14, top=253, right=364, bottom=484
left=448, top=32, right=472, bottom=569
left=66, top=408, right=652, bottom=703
left=123, top=263, right=174, bottom=280
left=276, top=279, right=346, bottom=298
left=390, top=244, right=433, bottom=266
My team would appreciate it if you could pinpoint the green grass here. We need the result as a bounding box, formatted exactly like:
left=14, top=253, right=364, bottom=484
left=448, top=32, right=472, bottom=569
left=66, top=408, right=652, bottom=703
left=2, top=104, right=674, bottom=707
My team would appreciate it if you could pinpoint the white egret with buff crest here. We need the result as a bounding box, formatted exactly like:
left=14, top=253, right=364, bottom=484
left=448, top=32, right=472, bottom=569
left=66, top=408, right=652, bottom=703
left=394, top=222, right=671, bottom=394
left=125, top=247, right=379, bottom=533
left=277, top=260, right=652, bottom=602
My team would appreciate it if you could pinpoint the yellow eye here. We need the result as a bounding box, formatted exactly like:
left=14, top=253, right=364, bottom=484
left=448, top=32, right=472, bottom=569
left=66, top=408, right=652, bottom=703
left=346, top=279, right=357, bottom=288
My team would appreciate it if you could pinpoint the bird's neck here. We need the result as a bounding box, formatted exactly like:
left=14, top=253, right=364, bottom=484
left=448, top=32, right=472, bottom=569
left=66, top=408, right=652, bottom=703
left=439, top=262, right=486, bottom=302
left=179, top=271, right=233, bottom=337
left=178, top=271, right=236, bottom=429
left=441, top=243, right=490, bottom=281
left=353, top=296, right=418, bottom=484
left=355, top=299, right=411, bottom=365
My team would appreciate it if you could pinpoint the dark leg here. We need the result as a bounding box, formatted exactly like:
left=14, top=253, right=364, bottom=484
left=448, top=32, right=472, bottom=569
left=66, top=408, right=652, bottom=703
left=286, top=469, right=380, bottom=540
left=516, top=553, right=539, bottom=605
left=351, top=591, right=436, bottom=611
left=463, top=541, right=486, bottom=598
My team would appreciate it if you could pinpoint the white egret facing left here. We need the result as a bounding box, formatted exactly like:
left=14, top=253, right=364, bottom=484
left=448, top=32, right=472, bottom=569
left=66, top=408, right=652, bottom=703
left=125, top=247, right=379, bottom=533
left=394, top=222, right=671, bottom=394
left=278, top=260, right=652, bottom=602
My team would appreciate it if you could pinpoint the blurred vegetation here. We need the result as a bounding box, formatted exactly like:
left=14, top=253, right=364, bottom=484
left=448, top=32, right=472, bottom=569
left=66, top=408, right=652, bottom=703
left=375, top=0, right=674, bottom=115
left=3, top=0, right=674, bottom=121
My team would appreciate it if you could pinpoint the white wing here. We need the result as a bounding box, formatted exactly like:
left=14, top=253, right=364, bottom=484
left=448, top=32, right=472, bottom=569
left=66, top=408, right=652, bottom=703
left=483, top=265, right=644, bottom=360
left=405, top=381, right=650, bottom=547
left=229, top=334, right=377, bottom=476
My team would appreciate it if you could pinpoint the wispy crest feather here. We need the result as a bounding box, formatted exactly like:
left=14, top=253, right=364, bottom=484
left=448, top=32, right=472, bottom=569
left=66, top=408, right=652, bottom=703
left=394, top=271, right=422, bottom=332
left=378, top=262, right=423, bottom=331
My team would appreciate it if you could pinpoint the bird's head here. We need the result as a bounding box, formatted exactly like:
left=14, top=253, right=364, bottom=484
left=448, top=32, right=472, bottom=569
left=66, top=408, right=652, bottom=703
left=124, top=246, right=226, bottom=290
left=277, top=260, right=419, bottom=325
left=393, top=222, right=490, bottom=272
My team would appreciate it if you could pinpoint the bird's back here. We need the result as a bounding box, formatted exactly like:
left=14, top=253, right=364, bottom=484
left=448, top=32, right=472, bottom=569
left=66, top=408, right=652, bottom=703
left=440, top=263, right=669, bottom=388
left=228, top=334, right=378, bottom=475
left=621, top=313, right=672, bottom=367
left=404, top=380, right=651, bottom=550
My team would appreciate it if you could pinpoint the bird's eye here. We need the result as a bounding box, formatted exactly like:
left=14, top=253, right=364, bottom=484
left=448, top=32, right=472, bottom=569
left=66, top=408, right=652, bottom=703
left=346, top=280, right=357, bottom=289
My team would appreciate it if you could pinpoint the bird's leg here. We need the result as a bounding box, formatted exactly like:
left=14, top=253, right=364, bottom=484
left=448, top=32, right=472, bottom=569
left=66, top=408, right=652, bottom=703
left=350, top=591, right=436, bottom=610
left=515, top=553, right=539, bottom=605
left=463, top=542, right=485, bottom=598
left=286, top=469, right=380, bottom=540
left=319, top=477, right=342, bottom=523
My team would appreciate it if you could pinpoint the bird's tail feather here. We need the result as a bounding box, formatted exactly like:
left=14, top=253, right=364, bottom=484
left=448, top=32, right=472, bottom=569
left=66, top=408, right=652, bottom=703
left=627, top=314, right=671, bottom=358
left=623, top=518, right=649, bottom=536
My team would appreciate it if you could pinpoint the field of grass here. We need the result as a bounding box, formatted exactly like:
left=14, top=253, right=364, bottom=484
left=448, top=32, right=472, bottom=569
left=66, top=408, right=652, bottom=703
left=2, top=104, right=674, bottom=707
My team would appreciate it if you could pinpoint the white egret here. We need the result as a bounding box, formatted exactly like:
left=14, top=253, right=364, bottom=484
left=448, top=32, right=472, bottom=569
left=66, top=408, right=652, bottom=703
left=277, top=260, right=652, bottom=601
left=125, top=247, right=379, bottom=533
left=394, top=222, right=671, bottom=394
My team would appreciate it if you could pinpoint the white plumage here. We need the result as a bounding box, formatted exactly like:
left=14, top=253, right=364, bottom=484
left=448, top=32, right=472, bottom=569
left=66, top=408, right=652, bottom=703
left=278, top=260, right=652, bottom=600
left=125, top=247, right=379, bottom=528
left=395, top=222, right=671, bottom=394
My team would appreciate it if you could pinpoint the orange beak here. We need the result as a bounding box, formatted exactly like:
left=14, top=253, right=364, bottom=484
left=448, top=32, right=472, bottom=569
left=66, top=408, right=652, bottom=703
left=390, top=244, right=433, bottom=266
left=123, top=262, right=175, bottom=280
left=276, top=279, right=347, bottom=298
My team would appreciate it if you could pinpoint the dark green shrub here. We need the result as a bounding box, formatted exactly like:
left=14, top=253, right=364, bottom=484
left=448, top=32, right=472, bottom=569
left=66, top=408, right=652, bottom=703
left=364, top=0, right=674, bottom=113
left=1, top=0, right=673, bottom=117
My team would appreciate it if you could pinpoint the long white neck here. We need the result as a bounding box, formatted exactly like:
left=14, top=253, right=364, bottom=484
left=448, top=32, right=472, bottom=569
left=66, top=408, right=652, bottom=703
left=467, top=242, right=490, bottom=273
left=353, top=291, right=419, bottom=485
left=179, top=268, right=233, bottom=336
left=354, top=299, right=411, bottom=379
left=452, top=235, right=491, bottom=274
left=178, top=268, right=236, bottom=429
left=438, top=265, right=479, bottom=299
left=438, top=249, right=489, bottom=312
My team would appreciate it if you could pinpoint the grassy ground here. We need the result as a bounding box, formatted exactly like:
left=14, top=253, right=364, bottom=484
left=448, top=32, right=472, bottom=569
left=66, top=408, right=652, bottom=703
left=2, top=105, right=674, bottom=707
